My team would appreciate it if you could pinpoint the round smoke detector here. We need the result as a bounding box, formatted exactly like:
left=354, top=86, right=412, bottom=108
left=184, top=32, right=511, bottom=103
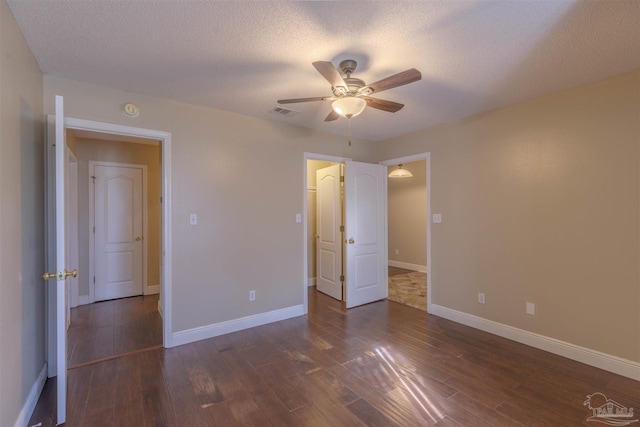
left=122, top=103, right=140, bottom=118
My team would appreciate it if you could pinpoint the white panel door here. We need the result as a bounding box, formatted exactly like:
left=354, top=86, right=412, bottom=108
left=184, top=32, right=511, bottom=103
left=316, top=164, right=343, bottom=300
left=344, top=161, right=388, bottom=308
left=94, top=165, right=143, bottom=301
left=44, top=95, right=70, bottom=425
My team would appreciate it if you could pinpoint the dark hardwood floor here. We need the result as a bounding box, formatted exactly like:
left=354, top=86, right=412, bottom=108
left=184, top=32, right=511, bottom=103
left=29, top=291, right=639, bottom=426
left=67, top=294, right=162, bottom=367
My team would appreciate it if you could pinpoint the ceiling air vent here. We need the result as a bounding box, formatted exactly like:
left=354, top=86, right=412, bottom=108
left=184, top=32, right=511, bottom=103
left=270, top=106, right=300, bottom=117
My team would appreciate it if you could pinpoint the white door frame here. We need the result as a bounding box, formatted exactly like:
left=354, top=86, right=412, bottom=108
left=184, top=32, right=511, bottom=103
left=379, top=153, right=432, bottom=312
left=89, top=161, right=148, bottom=302
left=302, top=153, right=351, bottom=314
left=63, top=117, right=173, bottom=347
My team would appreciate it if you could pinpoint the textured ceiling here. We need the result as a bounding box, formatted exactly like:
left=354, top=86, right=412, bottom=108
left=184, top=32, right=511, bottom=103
left=7, top=0, right=640, bottom=142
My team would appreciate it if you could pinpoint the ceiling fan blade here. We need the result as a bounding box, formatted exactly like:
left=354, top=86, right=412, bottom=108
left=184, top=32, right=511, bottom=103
left=313, top=61, right=348, bottom=91
left=366, top=68, right=421, bottom=94
left=277, top=96, right=330, bottom=104
left=324, top=110, right=340, bottom=122
left=363, top=97, right=404, bottom=113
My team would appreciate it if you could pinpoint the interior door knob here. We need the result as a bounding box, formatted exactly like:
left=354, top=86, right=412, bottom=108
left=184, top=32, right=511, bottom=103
left=43, top=269, right=77, bottom=280
left=348, top=238, right=355, bottom=244
left=136, top=236, right=142, bottom=241
left=43, top=272, right=56, bottom=280
left=63, top=269, right=78, bottom=279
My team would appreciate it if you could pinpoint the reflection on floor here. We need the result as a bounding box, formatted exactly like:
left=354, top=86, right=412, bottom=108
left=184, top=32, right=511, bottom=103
left=388, top=266, right=427, bottom=311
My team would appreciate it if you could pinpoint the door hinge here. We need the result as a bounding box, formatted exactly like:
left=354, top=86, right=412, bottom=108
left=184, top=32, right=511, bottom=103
left=340, top=176, right=344, bottom=183
left=340, top=275, right=345, bottom=282
left=160, top=196, right=163, bottom=203
left=340, top=225, right=344, bottom=232
left=93, top=276, right=95, bottom=284
left=93, top=226, right=95, bottom=233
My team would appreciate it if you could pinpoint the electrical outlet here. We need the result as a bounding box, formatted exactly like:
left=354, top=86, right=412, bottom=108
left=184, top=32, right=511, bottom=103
left=526, top=302, right=536, bottom=315
left=249, top=290, right=256, bottom=301
left=478, top=293, right=485, bottom=304
left=395, top=249, right=399, bottom=255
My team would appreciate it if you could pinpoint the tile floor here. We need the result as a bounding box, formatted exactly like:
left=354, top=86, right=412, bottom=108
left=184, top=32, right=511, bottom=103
left=388, top=267, right=427, bottom=311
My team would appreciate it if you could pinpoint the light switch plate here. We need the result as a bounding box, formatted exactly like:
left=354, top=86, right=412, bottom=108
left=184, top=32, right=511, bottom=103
left=433, top=214, right=442, bottom=223
left=189, top=213, right=197, bottom=225
left=296, top=213, right=302, bottom=223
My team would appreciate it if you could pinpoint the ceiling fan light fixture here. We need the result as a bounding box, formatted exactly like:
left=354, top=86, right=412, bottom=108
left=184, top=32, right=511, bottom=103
left=388, top=164, right=413, bottom=178
left=332, top=97, right=366, bottom=119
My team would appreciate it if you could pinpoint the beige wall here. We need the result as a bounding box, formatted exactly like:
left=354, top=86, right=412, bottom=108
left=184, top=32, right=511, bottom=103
left=306, top=160, right=337, bottom=281
left=43, top=75, right=375, bottom=332
left=75, top=137, right=162, bottom=298
left=0, top=2, right=45, bottom=426
left=376, top=70, right=640, bottom=362
left=387, top=160, right=427, bottom=267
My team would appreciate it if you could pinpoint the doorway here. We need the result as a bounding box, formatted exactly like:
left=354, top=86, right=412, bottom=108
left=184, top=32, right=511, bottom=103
left=305, top=156, right=344, bottom=311
left=303, top=153, right=389, bottom=312
left=308, top=160, right=343, bottom=301
left=380, top=154, right=431, bottom=312
left=66, top=130, right=163, bottom=367
left=47, top=117, right=173, bottom=371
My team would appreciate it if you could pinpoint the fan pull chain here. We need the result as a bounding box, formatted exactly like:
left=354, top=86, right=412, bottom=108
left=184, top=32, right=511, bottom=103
left=348, top=118, right=352, bottom=146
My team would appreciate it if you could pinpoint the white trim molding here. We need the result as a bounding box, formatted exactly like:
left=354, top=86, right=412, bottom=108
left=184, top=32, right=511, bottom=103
left=388, top=260, right=427, bottom=273
left=14, top=363, right=47, bottom=427
left=172, top=305, right=305, bottom=347
left=430, top=304, right=640, bottom=381
left=307, top=277, right=316, bottom=287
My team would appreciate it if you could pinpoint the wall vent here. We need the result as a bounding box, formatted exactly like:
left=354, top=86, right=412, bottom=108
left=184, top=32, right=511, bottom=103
left=270, top=106, right=300, bottom=117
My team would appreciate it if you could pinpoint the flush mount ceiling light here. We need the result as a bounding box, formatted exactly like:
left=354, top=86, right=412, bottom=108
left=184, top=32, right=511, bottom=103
left=331, top=97, right=367, bottom=119
left=388, top=164, right=413, bottom=178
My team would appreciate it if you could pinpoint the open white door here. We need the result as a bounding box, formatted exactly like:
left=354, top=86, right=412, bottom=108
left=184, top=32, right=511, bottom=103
left=316, top=164, right=343, bottom=300
left=44, top=95, right=72, bottom=425
left=344, top=161, right=388, bottom=308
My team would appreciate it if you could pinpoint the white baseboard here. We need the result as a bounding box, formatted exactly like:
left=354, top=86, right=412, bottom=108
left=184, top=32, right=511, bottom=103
left=14, top=363, right=47, bottom=427
left=145, top=285, right=160, bottom=295
left=430, top=304, right=640, bottom=381
left=388, top=260, right=427, bottom=273
left=307, top=277, right=316, bottom=287
left=78, top=295, right=90, bottom=306
left=172, top=304, right=305, bottom=347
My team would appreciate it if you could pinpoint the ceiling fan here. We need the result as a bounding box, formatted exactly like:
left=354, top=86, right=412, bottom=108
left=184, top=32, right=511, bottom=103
left=278, top=60, right=422, bottom=122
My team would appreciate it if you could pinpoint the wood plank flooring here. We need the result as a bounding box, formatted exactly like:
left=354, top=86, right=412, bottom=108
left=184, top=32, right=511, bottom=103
left=29, top=291, right=639, bottom=426
left=67, top=294, right=162, bottom=367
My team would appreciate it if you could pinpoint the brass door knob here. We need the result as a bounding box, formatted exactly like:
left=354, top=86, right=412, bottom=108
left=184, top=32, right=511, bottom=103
left=136, top=236, right=142, bottom=241
left=43, top=269, right=77, bottom=280
left=348, top=238, right=355, bottom=244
